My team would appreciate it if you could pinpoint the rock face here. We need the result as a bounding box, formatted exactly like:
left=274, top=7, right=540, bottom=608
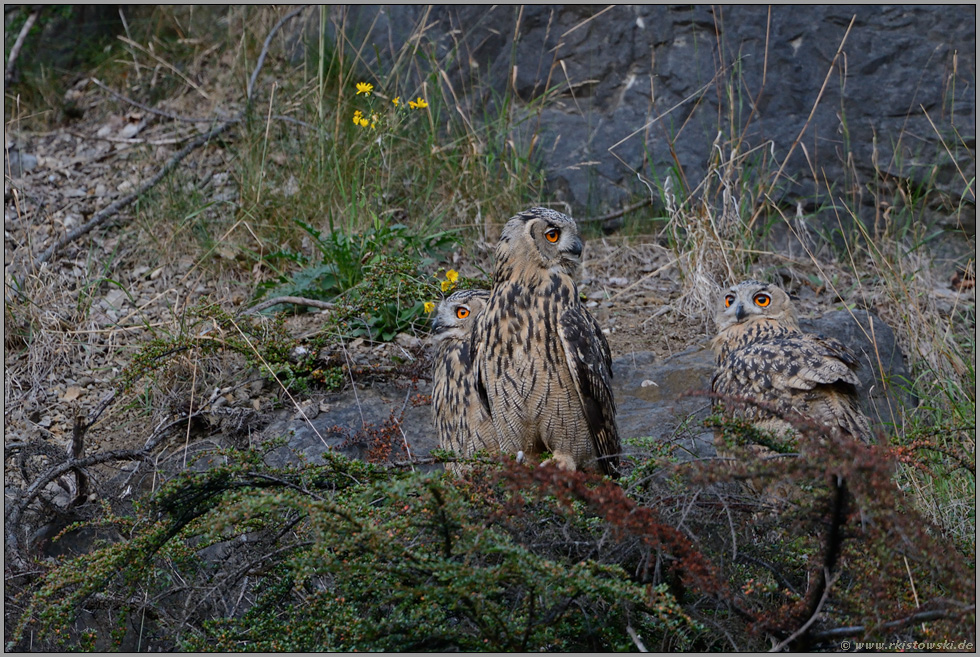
left=315, top=5, right=975, bottom=230
left=258, top=310, right=910, bottom=470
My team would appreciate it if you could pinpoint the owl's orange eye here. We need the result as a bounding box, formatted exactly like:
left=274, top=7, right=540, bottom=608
left=724, top=294, right=735, bottom=308
left=754, top=293, right=771, bottom=307
left=455, top=307, right=470, bottom=319
left=544, top=227, right=560, bottom=243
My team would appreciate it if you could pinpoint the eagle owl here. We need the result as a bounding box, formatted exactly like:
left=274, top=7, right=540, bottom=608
left=710, top=280, right=872, bottom=445
left=431, top=289, right=495, bottom=474
left=472, top=207, right=620, bottom=475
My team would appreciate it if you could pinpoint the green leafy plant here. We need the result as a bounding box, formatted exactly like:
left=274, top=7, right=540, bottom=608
left=257, top=216, right=458, bottom=307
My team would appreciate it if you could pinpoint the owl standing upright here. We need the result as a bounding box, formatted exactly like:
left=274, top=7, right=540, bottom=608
left=472, top=207, right=620, bottom=475
left=430, top=289, right=494, bottom=474
left=710, top=279, right=872, bottom=444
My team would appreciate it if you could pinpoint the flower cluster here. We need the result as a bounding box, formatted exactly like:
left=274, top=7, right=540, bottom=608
left=425, top=270, right=460, bottom=313
left=351, top=109, right=379, bottom=129
left=440, top=269, right=459, bottom=293
left=351, top=82, right=427, bottom=130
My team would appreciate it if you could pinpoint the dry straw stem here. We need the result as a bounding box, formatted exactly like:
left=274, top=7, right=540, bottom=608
left=747, top=14, right=856, bottom=231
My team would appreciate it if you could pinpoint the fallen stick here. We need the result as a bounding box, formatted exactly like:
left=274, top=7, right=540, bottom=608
left=29, top=5, right=310, bottom=270
left=578, top=197, right=654, bottom=224
left=245, top=295, right=336, bottom=315
left=34, top=121, right=234, bottom=267
left=4, top=7, right=40, bottom=84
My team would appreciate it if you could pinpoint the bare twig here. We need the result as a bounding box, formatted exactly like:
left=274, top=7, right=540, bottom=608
left=33, top=120, right=235, bottom=268
left=92, top=78, right=311, bottom=130
left=5, top=403, right=217, bottom=568
left=245, top=295, right=335, bottom=315
left=91, top=77, right=223, bottom=124
left=118, top=35, right=213, bottom=101
left=30, top=5, right=309, bottom=270
left=247, top=6, right=310, bottom=103
left=5, top=7, right=40, bottom=84
left=578, top=197, right=654, bottom=224
left=68, top=411, right=90, bottom=508
left=770, top=568, right=837, bottom=652
left=808, top=604, right=977, bottom=642
left=5, top=448, right=154, bottom=569
left=627, top=625, right=648, bottom=652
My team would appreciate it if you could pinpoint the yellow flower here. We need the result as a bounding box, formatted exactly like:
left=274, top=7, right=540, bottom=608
left=355, top=81, right=374, bottom=95
left=446, top=269, right=459, bottom=284
left=424, top=301, right=435, bottom=313
left=352, top=110, right=363, bottom=124
left=359, top=118, right=369, bottom=127
left=392, top=96, right=400, bottom=106
left=370, top=113, right=379, bottom=129
left=440, top=279, right=453, bottom=293
left=408, top=96, right=428, bottom=109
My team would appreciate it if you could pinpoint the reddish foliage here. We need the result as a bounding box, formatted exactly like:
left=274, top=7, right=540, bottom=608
left=488, top=456, right=726, bottom=600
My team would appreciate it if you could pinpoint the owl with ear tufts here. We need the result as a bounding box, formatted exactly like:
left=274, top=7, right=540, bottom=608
left=710, top=279, right=872, bottom=444
left=430, top=289, right=495, bottom=474
left=471, top=207, right=620, bottom=475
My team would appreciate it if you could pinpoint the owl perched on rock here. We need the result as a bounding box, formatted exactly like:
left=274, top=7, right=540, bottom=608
left=710, top=280, right=872, bottom=444
left=431, top=289, right=495, bottom=474
left=472, top=207, right=620, bottom=475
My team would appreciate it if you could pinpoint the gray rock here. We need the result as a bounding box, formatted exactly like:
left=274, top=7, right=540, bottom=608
left=610, top=347, right=718, bottom=461
left=262, top=384, right=439, bottom=470
left=249, top=312, right=909, bottom=471
left=309, top=5, right=975, bottom=232
left=5, top=149, right=37, bottom=178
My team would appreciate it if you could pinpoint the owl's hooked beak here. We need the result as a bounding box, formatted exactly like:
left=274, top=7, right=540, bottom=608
left=565, top=235, right=583, bottom=259
left=734, top=301, right=747, bottom=321
left=431, top=315, right=447, bottom=334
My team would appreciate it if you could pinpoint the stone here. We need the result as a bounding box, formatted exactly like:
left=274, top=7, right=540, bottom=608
left=249, top=313, right=912, bottom=474
left=5, top=150, right=38, bottom=178
left=308, top=5, right=975, bottom=233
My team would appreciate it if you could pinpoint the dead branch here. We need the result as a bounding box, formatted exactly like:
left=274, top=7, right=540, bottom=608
left=579, top=197, right=654, bottom=224
left=5, top=448, right=154, bottom=570
left=68, top=410, right=90, bottom=508
left=247, top=6, right=309, bottom=102
left=32, top=117, right=235, bottom=269
left=29, top=5, right=310, bottom=270
left=90, top=78, right=314, bottom=130
left=245, top=295, right=335, bottom=315
left=5, top=6, right=41, bottom=84
left=4, top=402, right=216, bottom=569
left=770, top=568, right=837, bottom=652
left=91, top=77, right=225, bottom=124
left=807, top=604, right=977, bottom=643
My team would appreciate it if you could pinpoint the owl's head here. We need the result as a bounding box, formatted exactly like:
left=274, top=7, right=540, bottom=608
left=496, top=207, right=583, bottom=277
left=714, top=280, right=799, bottom=331
left=431, top=289, right=491, bottom=343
